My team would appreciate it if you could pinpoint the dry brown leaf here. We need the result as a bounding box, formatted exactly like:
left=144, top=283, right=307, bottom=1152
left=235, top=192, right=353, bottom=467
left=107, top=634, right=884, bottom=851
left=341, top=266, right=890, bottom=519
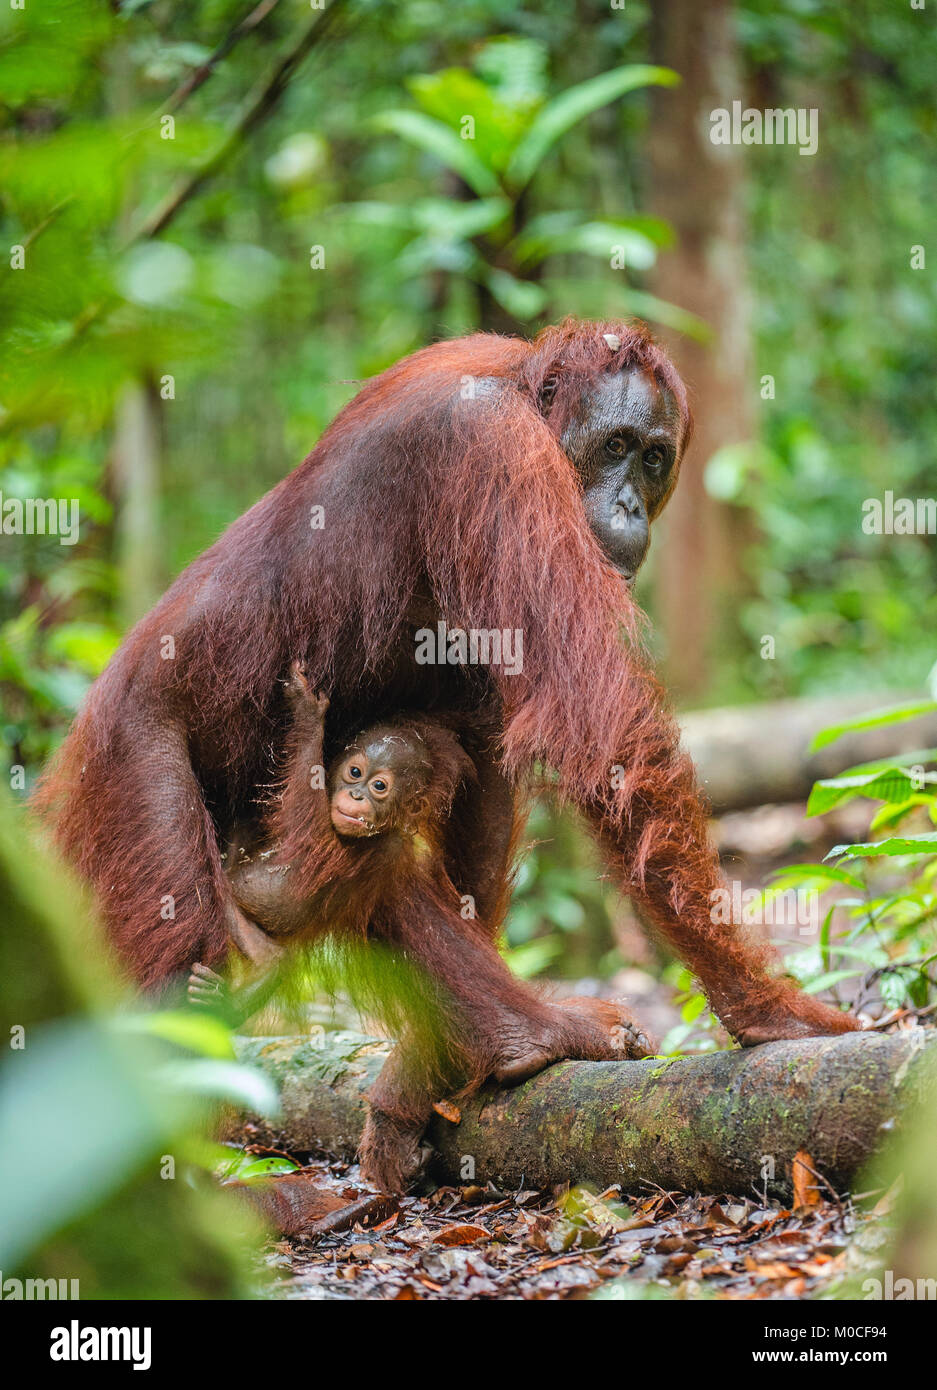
left=433, top=1099, right=461, bottom=1123
left=431, top=1223, right=490, bottom=1247
left=792, top=1149, right=821, bottom=1210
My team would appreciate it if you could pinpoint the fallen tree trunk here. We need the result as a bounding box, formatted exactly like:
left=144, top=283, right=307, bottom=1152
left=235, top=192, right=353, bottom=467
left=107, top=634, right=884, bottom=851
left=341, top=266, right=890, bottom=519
left=230, top=1029, right=936, bottom=1199
left=679, top=692, right=937, bottom=813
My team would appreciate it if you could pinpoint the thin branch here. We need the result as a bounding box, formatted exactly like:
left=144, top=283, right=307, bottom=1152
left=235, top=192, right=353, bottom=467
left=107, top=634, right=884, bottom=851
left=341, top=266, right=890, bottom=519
left=133, top=0, right=348, bottom=242
left=163, top=0, right=283, bottom=115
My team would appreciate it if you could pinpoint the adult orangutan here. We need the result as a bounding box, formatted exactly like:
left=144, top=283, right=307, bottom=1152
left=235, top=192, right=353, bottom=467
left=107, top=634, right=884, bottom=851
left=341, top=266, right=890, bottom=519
left=35, top=317, right=858, bottom=1188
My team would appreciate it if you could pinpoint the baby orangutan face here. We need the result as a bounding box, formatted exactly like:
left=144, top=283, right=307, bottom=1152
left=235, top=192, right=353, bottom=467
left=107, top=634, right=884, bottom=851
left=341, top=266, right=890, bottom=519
left=329, top=727, right=429, bottom=838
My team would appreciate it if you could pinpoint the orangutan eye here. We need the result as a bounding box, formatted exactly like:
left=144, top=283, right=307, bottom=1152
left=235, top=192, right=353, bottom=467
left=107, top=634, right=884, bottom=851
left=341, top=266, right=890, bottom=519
left=370, top=774, right=393, bottom=798
left=605, top=434, right=627, bottom=459
left=347, top=765, right=362, bottom=780
left=644, top=446, right=666, bottom=473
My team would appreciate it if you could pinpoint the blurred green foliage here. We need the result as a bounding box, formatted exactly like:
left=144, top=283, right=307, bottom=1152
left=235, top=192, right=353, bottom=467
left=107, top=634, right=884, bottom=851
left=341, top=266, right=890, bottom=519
left=0, top=788, right=266, bottom=1294
left=671, top=690, right=937, bottom=1049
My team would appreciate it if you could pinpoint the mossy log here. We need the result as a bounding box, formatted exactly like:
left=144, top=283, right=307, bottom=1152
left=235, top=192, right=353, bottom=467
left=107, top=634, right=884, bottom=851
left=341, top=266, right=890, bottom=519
left=230, top=1029, right=936, bottom=1199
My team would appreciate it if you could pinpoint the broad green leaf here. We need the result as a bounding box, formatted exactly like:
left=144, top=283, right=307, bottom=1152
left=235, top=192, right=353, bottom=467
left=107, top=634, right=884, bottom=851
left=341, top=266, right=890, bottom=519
left=601, top=286, right=710, bottom=340
left=46, top=621, right=120, bottom=676
left=545, top=893, right=586, bottom=932
left=840, top=749, right=937, bottom=776
left=810, top=700, right=937, bottom=752
left=335, top=200, right=419, bottom=230
left=826, top=833, right=937, bottom=862
left=411, top=196, right=510, bottom=239
left=231, top=1155, right=300, bottom=1180
left=801, top=968, right=863, bottom=994
left=869, top=796, right=935, bottom=832
left=396, top=236, right=478, bottom=277
left=408, top=68, right=534, bottom=174
left=373, top=111, right=500, bottom=196
left=474, top=36, right=548, bottom=109
left=507, top=65, right=680, bottom=191
left=0, top=1020, right=181, bottom=1268
left=483, top=267, right=548, bottom=320
left=515, top=219, right=659, bottom=269
left=543, top=275, right=709, bottom=339
left=156, top=1059, right=280, bottom=1114
left=115, top=1009, right=235, bottom=1059
left=769, top=861, right=864, bottom=889
left=807, top=767, right=937, bottom=816
left=681, top=993, right=706, bottom=1023
left=502, top=936, right=563, bottom=979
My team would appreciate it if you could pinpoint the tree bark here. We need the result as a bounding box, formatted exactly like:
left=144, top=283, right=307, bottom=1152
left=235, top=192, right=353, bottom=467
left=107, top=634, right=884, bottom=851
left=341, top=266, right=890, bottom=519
left=648, top=0, right=755, bottom=699
left=229, top=1030, right=936, bottom=1200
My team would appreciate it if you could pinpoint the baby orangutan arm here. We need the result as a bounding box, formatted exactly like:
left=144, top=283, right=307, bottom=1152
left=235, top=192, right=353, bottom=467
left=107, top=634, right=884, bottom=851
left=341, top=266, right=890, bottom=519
left=188, top=662, right=331, bottom=1025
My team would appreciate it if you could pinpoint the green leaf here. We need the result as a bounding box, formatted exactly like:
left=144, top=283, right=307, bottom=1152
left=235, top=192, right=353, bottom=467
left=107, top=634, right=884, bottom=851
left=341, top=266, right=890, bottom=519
left=482, top=267, right=548, bottom=321
left=801, top=968, right=864, bottom=994
left=840, top=749, right=937, bottom=777
left=826, top=833, right=937, bottom=862
left=408, top=67, right=534, bottom=175
left=506, top=65, right=680, bottom=191
left=880, top=972, right=912, bottom=1010
left=681, top=993, right=706, bottom=1024
left=46, top=621, right=120, bottom=677
left=114, top=1009, right=234, bottom=1059
left=411, top=196, right=511, bottom=239
left=502, top=936, right=564, bottom=979
left=373, top=111, right=500, bottom=196
left=515, top=212, right=668, bottom=268
left=807, top=767, right=937, bottom=816
left=769, top=861, right=864, bottom=889
left=869, top=796, right=935, bottom=832
left=544, top=893, right=586, bottom=932
left=156, top=1059, right=280, bottom=1114
left=230, top=1155, right=299, bottom=1180
left=810, top=700, right=937, bottom=752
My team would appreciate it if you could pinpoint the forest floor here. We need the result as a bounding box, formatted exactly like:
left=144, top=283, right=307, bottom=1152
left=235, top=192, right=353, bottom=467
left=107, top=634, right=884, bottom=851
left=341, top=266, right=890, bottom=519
left=256, top=1152, right=895, bottom=1301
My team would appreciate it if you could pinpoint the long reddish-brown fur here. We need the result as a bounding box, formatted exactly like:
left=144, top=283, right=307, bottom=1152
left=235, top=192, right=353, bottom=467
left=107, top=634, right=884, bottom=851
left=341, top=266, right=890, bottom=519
left=35, top=317, right=855, bottom=1048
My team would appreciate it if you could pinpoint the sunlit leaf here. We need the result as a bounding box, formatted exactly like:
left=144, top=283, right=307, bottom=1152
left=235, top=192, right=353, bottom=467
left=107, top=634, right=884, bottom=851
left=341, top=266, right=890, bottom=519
left=506, top=66, right=680, bottom=191
left=373, top=111, right=500, bottom=196
left=810, top=701, right=937, bottom=752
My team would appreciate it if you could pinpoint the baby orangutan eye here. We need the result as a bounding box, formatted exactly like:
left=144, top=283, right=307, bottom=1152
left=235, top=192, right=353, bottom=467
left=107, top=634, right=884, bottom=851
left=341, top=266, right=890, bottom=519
left=370, top=775, right=393, bottom=798
left=347, top=764, right=362, bottom=780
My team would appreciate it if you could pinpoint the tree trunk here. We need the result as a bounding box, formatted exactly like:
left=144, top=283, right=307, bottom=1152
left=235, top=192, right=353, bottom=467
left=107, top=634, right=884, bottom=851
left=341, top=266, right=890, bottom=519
left=229, top=1030, right=936, bottom=1200
left=647, top=0, right=755, bottom=699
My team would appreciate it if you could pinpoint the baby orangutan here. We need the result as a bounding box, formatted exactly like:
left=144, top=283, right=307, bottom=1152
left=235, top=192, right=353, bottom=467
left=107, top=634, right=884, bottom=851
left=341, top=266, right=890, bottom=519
left=190, top=661, right=654, bottom=1190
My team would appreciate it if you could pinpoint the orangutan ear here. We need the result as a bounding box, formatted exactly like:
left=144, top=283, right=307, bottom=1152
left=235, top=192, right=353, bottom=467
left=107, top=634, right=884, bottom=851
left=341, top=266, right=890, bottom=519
left=538, top=374, right=558, bottom=415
